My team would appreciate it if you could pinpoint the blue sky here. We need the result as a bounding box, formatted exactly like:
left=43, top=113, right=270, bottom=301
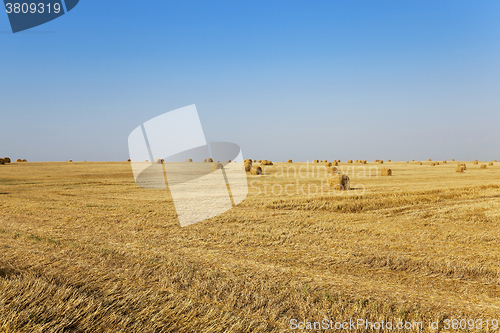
left=1, top=0, right=499, bottom=162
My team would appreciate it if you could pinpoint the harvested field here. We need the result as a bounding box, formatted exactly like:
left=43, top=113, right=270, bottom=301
left=0, top=161, right=500, bottom=332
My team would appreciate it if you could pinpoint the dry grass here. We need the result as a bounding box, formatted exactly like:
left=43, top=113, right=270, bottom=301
left=0, top=161, right=500, bottom=332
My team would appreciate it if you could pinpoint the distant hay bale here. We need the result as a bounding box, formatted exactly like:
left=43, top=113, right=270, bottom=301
left=3, top=157, right=11, bottom=164
left=362, top=160, right=367, bottom=164
left=328, top=173, right=350, bottom=191
left=328, top=166, right=338, bottom=174
left=325, top=162, right=333, bottom=167
left=261, top=160, right=273, bottom=165
left=126, top=159, right=131, bottom=162
left=68, top=160, right=73, bottom=162
left=474, top=160, right=479, bottom=165
left=435, top=162, right=440, bottom=165
left=250, top=166, right=262, bottom=175
left=207, top=158, right=213, bottom=163
left=22, top=159, right=27, bottom=162
left=226, top=159, right=231, bottom=163
left=332, top=161, right=339, bottom=166
left=443, top=160, right=447, bottom=164
left=154, top=159, right=164, bottom=164
left=489, top=162, right=494, bottom=166
left=0, top=158, right=4, bottom=165
left=323, top=160, right=328, bottom=163
left=456, top=166, right=464, bottom=173
left=458, top=163, right=467, bottom=170
left=411, top=159, right=415, bottom=162
left=387, top=159, right=391, bottom=162
left=494, top=160, right=497, bottom=162
left=381, top=168, right=392, bottom=176
left=144, top=160, right=149, bottom=162
left=430, top=163, right=436, bottom=166
left=185, top=158, right=193, bottom=162
left=480, top=164, right=487, bottom=169
left=244, top=161, right=252, bottom=172
left=379, top=160, right=384, bottom=164
left=215, top=162, right=223, bottom=170
left=418, top=162, right=422, bottom=165
left=428, top=159, right=432, bottom=161
left=253, top=160, right=257, bottom=163
left=314, top=160, right=319, bottom=163
left=451, top=159, right=455, bottom=161
left=347, top=160, right=353, bottom=163
left=16, top=159, right=22, bottom=163
left=288, top=159, right=293, bottom=163
left=257, top=160, right=262, bottom=163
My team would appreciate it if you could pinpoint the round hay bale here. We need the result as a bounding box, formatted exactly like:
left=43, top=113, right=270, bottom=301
left=3, top=157, right=11, bottom=164
left=226, top=159, right=231, bottom=163
left=144, top=160, right=149, bottom=162
left=16, top=159, right=22, bottom=163
left=253, top=160, right=256, bottom=163
left=332, top=161, right=339, bottom=166
left=443, top=160, right=447, bottom=164
left=244, top=161, right=252, bottom=172
left=379, top=160, right=384, bottom=164
left=458, top=163, right=467, bottom=170
left=185, top=158, right=193, bottom=162
left=456, top=166, right=464, bottom=173
left=22, top=159, right=27, bottom=162
left=428, top=159, right=432, bottom=161
left=328, top=166, right=338, bottom=174
left=68, top=160, right=73, bottom=162
left=381, top=168, right=392, bottom=176
left=288, top=159, right=293, bottom=163
left=0, top=158, right=4, bottom=165
left=126, top=159, right=131, bottom=162
left=328, top=173, right=350, bottom=191
left=314, top=159, right=319, bottom=163
left=418, top=162, right=423, bottom=165
left=325, top=162, right=332, bottom=167
left=411, top=159, right=415, bottom=162
left=474, top=160, right=479, bottom=165
left=494, top=160, right=497, bottom=162
left=451, top=159, right=455, bottom=161
left=430, top=163, right=436, bottom=166
left=436, top=162, right=440, bottom=165
left=257, top=160, right=262, bottom=163
left=489, top=162, right=494, bottom=166
left=207, top=158, right=213, bottom=163
left=215, top=162, right=223, bottom=170
left=347, top=160, right=353, bottom=163
left=480, top=164, right=487, bottom=169
left=250, top=166, right=262, bottom=175
left=154, top=159, right=164, bottom=164
left=387, top=159, right=391, bottom=162
left=323, top=160, right=328, bottom=163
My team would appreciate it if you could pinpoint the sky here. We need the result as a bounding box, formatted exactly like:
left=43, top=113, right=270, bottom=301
left=1, top=0, right=500, bottom=162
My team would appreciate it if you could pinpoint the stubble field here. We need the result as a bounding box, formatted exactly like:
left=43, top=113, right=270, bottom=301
left=1, top=160, right=499, bottom=332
